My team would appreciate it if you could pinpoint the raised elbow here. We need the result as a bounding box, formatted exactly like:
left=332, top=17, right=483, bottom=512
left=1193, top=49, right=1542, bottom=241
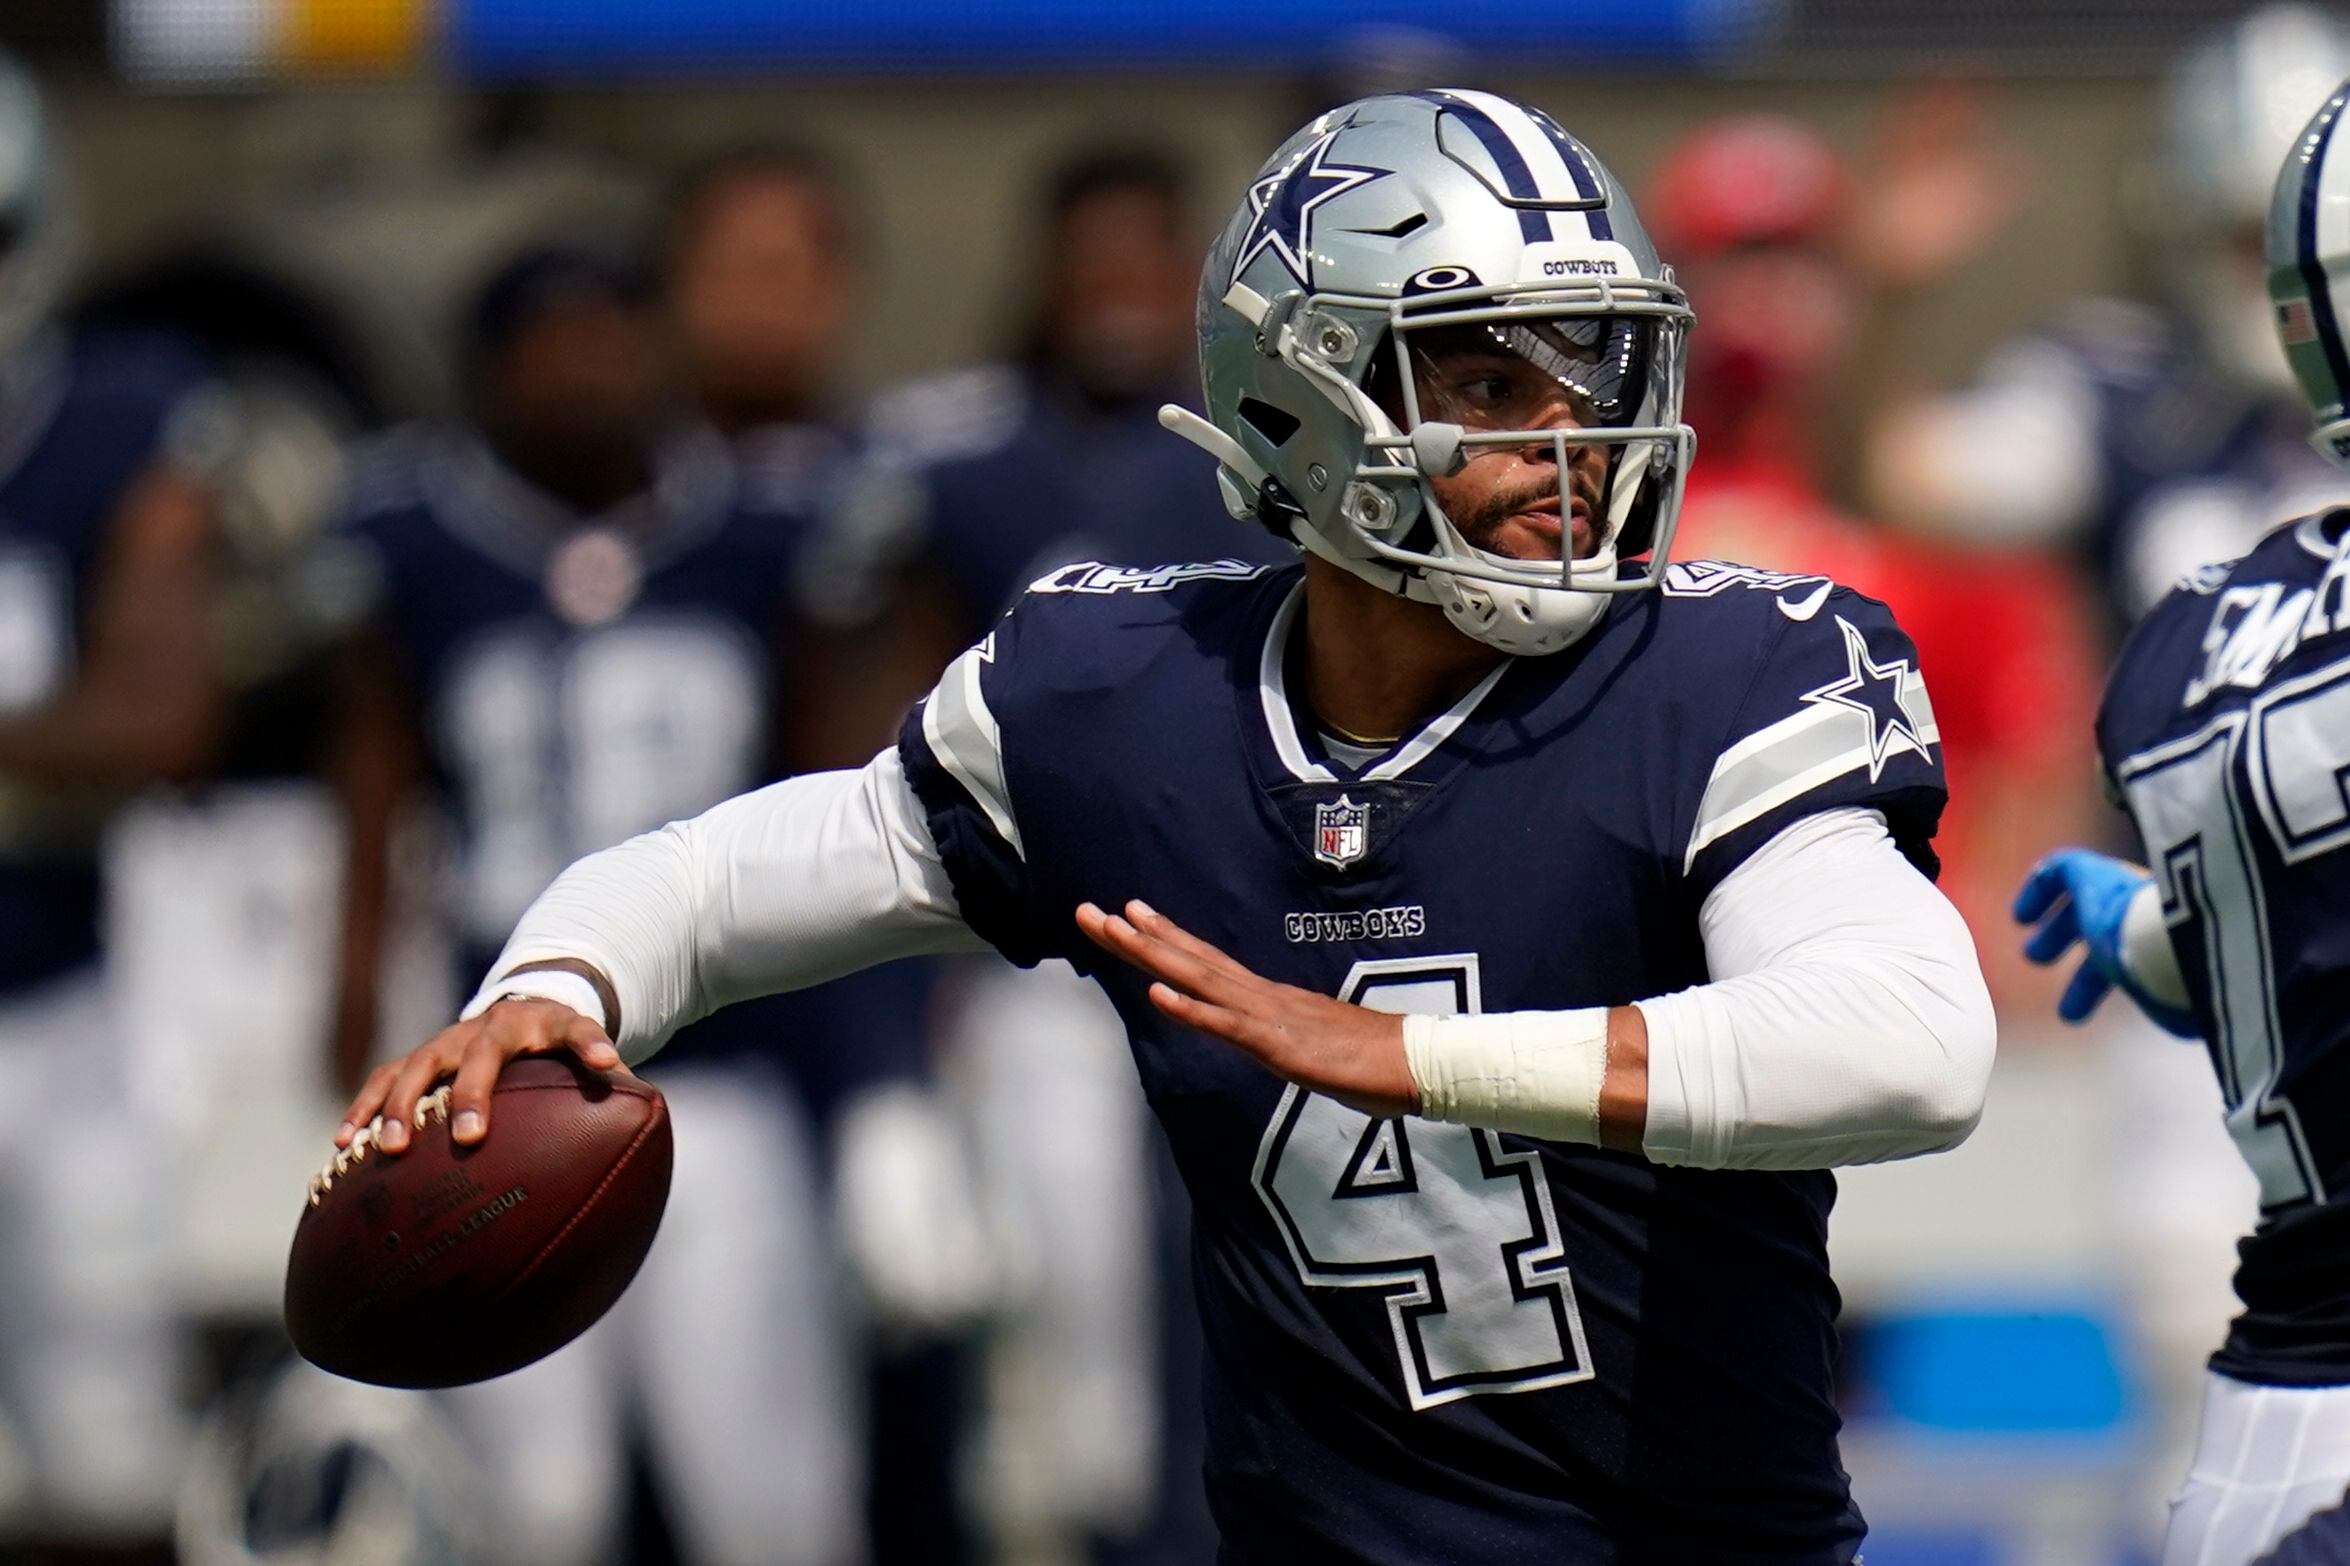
left=1896, top=983, right=1998, bottom=1153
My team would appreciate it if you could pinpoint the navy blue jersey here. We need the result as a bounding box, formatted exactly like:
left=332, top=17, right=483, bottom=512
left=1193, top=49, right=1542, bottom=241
left=899, top=558, right=1947, bottom=1563
left=2098, top=507, right=2350, bottom=1387
left=0, top=331, right=216, bottom=995
left=2261, top=1498, right=2350, bottom=1566
left=1986, top=301, right=2335, bottom=634
left=838, top=367, right=1293, bottom=633
left=345, top=425, right=928, bottom=1089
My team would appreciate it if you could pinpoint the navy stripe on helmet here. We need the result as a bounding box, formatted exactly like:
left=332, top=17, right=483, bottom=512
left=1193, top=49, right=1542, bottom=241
left=2300, top=90, right=2350, bottom=407
left=1414, top=90, right=1552, bottom=244
left=1523, top=106, right=1614, bottom=242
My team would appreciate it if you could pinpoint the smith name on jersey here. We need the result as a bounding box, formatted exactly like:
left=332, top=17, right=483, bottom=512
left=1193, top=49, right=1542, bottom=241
left=2098, top=507, right=2350, bottom=1388
left=899, top=558, right=1945, bottom=1563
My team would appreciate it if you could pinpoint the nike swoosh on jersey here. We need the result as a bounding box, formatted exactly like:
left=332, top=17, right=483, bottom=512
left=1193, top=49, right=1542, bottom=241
left=1777, top=582, right=1832, bottom=621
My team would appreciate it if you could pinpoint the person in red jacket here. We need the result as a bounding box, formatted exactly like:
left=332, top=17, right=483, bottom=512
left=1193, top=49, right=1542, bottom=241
left=1648, top=110, right=2102, bottom=1007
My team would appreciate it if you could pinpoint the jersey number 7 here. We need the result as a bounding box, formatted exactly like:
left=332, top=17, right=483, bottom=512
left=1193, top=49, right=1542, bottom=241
left=2116, top=657, right=2350, bottom=1212
left=1250, top=955, right=1595, bottom=1411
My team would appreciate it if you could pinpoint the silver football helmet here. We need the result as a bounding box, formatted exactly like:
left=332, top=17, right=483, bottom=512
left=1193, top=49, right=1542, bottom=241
left=2157, top=5, right=2350, bottom=389
left=2268, top=74, right=2350, bottom=462
left=0, top=52, right=70, bottom=365
left=1165, top=89, right=1694, bottom=656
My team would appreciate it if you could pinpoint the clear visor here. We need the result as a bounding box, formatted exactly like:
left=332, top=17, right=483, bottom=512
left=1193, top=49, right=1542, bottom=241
left=1399, top=315, right=1656, bottom=433
left=1295, top=279, right=1693, bottom=594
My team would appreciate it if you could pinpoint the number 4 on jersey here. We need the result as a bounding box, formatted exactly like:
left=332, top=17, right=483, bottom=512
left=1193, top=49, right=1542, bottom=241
left=1250, top=955, right=1594, bottom=1411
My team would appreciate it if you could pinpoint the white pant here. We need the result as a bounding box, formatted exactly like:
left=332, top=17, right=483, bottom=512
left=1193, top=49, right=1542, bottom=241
left=0, top=965, right=186, bottom=1536
left=953, top=958, right=1159, bottom=1535
left=442, top=1065, right=862, bottom=1566
left=2166, top=1370, right=2350, bottom=1566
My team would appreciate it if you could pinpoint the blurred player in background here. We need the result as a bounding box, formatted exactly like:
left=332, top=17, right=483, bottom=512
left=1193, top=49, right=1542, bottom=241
left=1646, top=112, right=2102, bottom=1004
left=668, top=143, right=856, bottom=447
left=661, top=146, right=989, bottom=1565
left=1887, top=5, right=2350, bottom=1453
left=328, top=242, right=878, bottom=1566
left=2015, top=75, right=2350, bottom=1566
left=1869, top=4, right=2350, bottom=643
left=817, top=144, right=1294, bottom=1564
left=843, top=143, right=1292, bottom=644
left=0, top=49, right=224, bottom=1564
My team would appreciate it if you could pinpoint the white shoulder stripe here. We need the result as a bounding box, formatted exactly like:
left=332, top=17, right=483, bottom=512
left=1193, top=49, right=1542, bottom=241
left=922, top=637, right=1023, bottom=860
left=1684, top=671, right=1940, bottom=871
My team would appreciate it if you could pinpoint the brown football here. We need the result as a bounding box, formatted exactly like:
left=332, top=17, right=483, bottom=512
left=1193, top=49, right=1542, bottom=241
left=284, top=1056, right=672, bottom=1389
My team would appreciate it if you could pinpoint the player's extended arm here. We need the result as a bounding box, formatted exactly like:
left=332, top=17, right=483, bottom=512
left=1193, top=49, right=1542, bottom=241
left=1081, top=807, right=1996, bottom=1171
left=0, top=467, right=220, bottom=783
left=2012, top=847, right=2198, bottom=1038
left=335, top=746, right=991, bottom=1153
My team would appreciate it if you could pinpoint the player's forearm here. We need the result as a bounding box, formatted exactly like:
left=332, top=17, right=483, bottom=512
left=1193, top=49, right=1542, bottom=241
left=0, top=675, right=218, bottom=785
left=464, top=748, right=986, bottom=1064
left=1402, top=1005, right=1649, bottom=1151
left=1404, top=809, right=1992, bottom=1168
left=2120, top=879, right=2190, bottom=1010
left=0, top=469, right=221, bottom=785
left=1635, top=942, right=1992, bottom=1169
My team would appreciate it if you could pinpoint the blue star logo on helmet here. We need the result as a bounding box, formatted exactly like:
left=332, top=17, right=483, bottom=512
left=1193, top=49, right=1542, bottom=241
left=1233, top=125, right=1389, bottom=290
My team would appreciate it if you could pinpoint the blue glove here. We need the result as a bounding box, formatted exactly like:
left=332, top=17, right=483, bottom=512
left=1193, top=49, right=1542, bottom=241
left=2013, top=848, right=2200, bottom=1039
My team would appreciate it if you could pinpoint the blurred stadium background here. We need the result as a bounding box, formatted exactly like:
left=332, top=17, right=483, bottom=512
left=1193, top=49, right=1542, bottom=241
left=0, top=2, right=2336, bottom=1564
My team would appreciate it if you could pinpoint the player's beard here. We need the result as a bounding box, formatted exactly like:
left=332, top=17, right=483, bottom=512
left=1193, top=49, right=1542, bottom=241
left=1450, top=467, right=1603, bottom=562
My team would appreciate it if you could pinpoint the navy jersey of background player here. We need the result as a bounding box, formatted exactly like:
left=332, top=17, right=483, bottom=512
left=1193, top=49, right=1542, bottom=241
left=0, top=329, right=215, bottom=995
left=2001, top=300, right=2336, bottom=634
left=899, top=558, right=1947, bottom=1563
left=346, top=423, right=924, bottom=1095
left=2097, top=507, right=2350, bottom=1388
left=855, top=366, right=1294, bottom=630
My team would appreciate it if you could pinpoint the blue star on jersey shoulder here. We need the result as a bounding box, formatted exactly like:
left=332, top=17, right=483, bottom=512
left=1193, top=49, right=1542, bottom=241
left=1235, top=126, right=1390, bottom=290
left=1802, top=615, right=1930, bottom=782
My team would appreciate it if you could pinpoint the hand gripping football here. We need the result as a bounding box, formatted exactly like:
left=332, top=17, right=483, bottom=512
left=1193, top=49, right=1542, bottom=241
left=284, top=1056, right=673, bottom=1388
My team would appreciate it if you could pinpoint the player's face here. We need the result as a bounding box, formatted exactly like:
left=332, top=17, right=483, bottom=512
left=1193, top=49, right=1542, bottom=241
left=1043, top=188, right=1193, bottom=398
left=671, top=175, right=850, bottom=407
left=1406, top=323, right=1622, bottom=563
left=484, top=295, right=658, bottom=460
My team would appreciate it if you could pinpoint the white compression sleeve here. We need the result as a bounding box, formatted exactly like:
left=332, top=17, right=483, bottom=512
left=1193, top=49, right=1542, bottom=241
left=1636, top=807, right=1996, bottom=1170
left=462, top=747, right=990, bottom=1063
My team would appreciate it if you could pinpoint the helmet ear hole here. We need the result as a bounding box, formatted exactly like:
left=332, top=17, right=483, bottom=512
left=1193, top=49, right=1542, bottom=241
left=1238, top=397, right=1301, bottom=447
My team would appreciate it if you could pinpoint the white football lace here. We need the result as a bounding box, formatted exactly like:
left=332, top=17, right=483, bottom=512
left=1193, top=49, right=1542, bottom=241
left=307, top=1085, right=454, bottom=1207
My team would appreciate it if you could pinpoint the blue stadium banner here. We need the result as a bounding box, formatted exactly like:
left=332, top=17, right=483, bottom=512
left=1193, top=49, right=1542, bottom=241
left=451, top=0, right=1777, bottom=76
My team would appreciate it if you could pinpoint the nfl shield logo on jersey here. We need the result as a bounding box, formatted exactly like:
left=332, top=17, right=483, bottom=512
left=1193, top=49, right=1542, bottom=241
left=1314, top=795, right=1370, bottom=869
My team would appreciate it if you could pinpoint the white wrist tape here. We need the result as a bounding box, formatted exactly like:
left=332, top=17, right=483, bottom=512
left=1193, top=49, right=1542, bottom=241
left=1402, top=1007, right=1611, bottom=1145
left=2121, top=881, right=2191, bottom=1009
left=459, top=969, right=609, bottom=1033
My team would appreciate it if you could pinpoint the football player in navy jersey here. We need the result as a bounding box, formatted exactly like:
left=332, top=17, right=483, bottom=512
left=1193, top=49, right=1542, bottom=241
left=2015, top=77, right=2350, bottom=1566
left=331, top=244, right=898, bottom=1566
left=0, top=51, right=223, bottom=1551
left=343, top=91, right=1997, bottom=1563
